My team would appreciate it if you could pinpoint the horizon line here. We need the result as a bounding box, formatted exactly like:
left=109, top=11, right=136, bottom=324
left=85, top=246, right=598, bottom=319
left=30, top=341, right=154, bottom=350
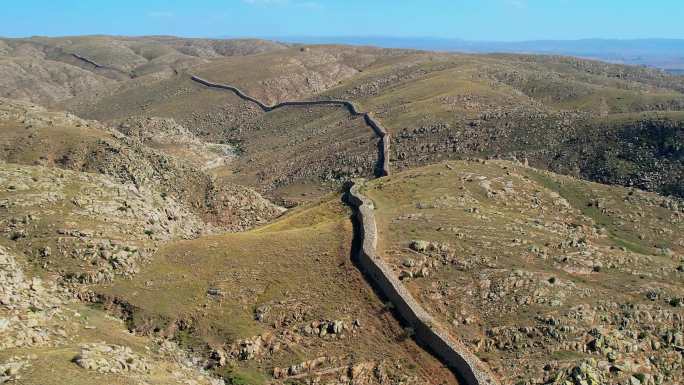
left=3, top=34, right=684, bottom=43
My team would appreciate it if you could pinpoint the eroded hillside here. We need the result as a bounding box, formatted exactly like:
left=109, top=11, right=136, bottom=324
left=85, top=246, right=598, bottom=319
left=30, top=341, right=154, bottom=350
left=0, top=98, right=284, bottom=230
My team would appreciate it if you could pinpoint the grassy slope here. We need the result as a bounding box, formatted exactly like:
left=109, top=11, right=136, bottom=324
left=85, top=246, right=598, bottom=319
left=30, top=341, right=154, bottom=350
left=96, top=195, right=458, bottom=384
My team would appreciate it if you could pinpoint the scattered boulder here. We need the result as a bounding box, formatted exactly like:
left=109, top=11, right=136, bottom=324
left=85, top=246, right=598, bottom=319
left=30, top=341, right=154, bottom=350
left=409, top=240, right=429, bottom=252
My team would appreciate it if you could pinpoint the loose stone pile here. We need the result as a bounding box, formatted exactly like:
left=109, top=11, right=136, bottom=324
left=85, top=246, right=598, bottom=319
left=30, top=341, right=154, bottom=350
left=272, top=357, right=421, bottom=385
left=73, top=343, right=152, bottom=374
left=0, top=357, right=30, bottom=384
left=0, top=246, right=67, bottom=350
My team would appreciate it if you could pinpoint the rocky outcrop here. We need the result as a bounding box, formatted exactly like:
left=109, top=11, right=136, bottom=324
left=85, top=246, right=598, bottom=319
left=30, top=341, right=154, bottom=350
left=190, top=75, right=391, bottom=177
left=0, top=98, right=284, bottom=232
left=73, top=343, right=151, bottom=374
left=345, top=180, right=499, bottom=385
left=0, top=246, right=68, bottom=350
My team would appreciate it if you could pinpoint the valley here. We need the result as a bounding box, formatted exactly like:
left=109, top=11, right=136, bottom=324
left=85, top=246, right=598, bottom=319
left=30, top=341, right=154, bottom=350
left=189, top=75, right=390, bottom=177
left=0, top=36, right=682, bottom=385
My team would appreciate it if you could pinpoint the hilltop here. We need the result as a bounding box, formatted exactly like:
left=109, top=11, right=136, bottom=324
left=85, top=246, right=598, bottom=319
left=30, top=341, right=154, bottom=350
left=276, top=37, right=684, bottom=71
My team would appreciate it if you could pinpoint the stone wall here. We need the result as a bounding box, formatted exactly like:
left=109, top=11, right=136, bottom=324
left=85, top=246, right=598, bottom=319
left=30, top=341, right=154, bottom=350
left=191, top=74, right=491, bottom=383
left=346, top=181, right=499, bottom=385
left=190, top=75, right=390, bottom=177
left=191, top=76, right=271, bottom=110
left=364, top=114, right=390, bottom=177
left=71, top=53, right=104, bottom=69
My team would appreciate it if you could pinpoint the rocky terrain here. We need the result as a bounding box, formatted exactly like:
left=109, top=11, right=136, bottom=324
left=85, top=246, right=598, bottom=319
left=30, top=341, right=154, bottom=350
left=0, top=52, right=451, bottom=383
left=0, top=244, right=224, bottom=385
left=0, top=97, right=285, bottom=231
left=363, top=159, right=683, bottom=385
left=0, top=36, right=682, bottom=385
left=115, top=116, right=238, bottom=171
left=90, top=198, right=458, bottom=385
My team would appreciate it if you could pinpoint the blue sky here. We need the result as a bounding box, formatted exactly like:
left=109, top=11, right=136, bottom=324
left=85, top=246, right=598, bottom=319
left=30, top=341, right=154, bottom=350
left=1, top=0, right=683, bottom=41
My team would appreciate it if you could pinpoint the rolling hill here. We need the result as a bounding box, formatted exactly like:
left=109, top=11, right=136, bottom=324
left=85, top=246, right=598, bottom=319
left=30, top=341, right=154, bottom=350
left=0, top=36, right=682, bottom=385
left=57, top=43, right=684, bottom=200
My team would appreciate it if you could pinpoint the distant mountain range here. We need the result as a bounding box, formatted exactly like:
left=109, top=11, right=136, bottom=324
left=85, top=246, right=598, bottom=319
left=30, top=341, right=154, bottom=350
left=268, top=36, right=684, bottom=71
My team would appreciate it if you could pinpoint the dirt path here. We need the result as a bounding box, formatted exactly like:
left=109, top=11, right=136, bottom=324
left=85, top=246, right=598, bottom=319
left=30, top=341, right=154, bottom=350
left=190, top=75, right=390, bottom=177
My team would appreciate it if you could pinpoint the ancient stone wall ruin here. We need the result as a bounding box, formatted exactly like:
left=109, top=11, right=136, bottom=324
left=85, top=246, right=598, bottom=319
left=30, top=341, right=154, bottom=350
left=190, top=75, right=390, bottom=177
left=191, top=73, right=495, bottom=381
left=346, top=181, right=498, bottom=385
left=71, top=53, right=104, bottom=68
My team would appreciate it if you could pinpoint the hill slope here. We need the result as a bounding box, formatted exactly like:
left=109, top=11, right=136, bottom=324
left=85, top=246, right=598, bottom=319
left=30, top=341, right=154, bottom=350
left=0, top=97, right=284, bottom=230
left=0, top=36, right=288, bottom=106
left=1, top=37, right=683, bottom=385
left=363, top=159, right=683, bottom=385
left=61, top=43, right=684, bottom=199
left=0, top=244, right=222, bottom=385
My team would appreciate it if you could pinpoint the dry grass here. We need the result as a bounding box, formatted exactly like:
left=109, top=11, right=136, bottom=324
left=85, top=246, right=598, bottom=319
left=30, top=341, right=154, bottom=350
left=96, top=196, right=458, bottom=384
left=363, top=160, right=683, bottom=384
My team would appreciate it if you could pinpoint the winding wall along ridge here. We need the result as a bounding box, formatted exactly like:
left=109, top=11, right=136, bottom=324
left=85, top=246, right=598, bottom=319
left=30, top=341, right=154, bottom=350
left=346, top=181, right=500, bottom=385
left=71, top=53, right=134, bottom=79
left=191, top=74, right=495, bottom=384
left=191, top=75, right=390, bottom=177
left=71, top=53, right=105, bottom=69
